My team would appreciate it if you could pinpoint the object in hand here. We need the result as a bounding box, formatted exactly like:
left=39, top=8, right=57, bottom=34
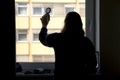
left=45, top=7, right=51, bottom=14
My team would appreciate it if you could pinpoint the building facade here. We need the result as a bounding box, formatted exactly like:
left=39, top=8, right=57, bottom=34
left=15, top=0, right=85, bottom=62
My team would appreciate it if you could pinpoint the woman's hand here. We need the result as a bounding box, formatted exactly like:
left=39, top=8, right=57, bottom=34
left=40, top=13, right=50, bottom=28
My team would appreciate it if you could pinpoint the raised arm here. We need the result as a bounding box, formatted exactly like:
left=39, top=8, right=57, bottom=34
left=39, top=11, right=50, bottom=45
left=39, top=27, right=48, bottom=46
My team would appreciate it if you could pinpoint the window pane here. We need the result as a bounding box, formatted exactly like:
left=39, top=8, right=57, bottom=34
left=33, top=7, right=42, bottom=15
left=65, top=7, right=75, bottom=14
left=33, top=34, right=39, bottom=41
left=18, top=7, right=27, bottom=15
left=18, top=34, right=27, bottom=41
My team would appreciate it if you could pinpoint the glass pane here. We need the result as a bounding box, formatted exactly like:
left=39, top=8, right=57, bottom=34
left=33, top=7, right=42, bottom=15
left=33, top=34, right=39, bottom=41
left=18, top=7, right=27, bottom=15
left=65, top=7, right=75, bottom=14
left=18, top=34, right=27, bottom=41
left=15, top=0, right=86, bottom=62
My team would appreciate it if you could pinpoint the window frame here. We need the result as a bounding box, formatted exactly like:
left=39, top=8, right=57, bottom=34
left=16, top=2, right=29, bottom=16
left=15, top=0, right=100, bottom=74
left=32, top=7, right=44, bottom=16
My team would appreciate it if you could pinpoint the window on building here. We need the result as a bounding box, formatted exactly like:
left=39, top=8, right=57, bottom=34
left=18, top=34, right=27, bottom=41
left=65, top=7, right=75, bottom=15
left=32, top=3, right=43, bottom=16
left=32, top=7, right=54, bottom=16
left=33, top=33, right=39, bottom=41
left=32, top=29, right=61, bottom=42
left=32, top=3, right=54, bottom=16
left=33, top=7, right=43, bottom=15
left=32, top=29, right=39, bottom=41
left=44, top=7, right=54, bottom=15
left=16, top=30, right=27, bottom=41
left=16, top=3, right=28, bottom=16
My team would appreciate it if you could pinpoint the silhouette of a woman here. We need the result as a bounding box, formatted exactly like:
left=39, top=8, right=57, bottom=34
left=39, top=12, right=97, bottom=79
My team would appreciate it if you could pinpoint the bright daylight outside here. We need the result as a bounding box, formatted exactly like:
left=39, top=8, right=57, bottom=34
left=15, top=0, right=86, bottom=62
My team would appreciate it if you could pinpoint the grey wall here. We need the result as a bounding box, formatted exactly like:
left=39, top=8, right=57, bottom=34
left=100, top=0, right=120, bottom=76
left=86, top=0, right=95, bottom=44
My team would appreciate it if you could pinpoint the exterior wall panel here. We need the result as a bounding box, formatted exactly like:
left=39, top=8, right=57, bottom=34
left=16, top=17, right=29, bottom=29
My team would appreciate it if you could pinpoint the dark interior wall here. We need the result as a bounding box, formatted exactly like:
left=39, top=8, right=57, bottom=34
left=100, top=0, right=120, bottom=76
left=1, top=0, right=15, bottom=79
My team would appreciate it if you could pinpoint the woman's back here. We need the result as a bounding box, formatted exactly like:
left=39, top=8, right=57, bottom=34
left=46, top=32, right=97, bottom=79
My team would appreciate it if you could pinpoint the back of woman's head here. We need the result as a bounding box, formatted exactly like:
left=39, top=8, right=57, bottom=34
left=61, top=12, right=84, bottom=36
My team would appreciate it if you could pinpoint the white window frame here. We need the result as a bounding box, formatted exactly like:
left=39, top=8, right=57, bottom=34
left=16, top=2, right=28, bottom=16
left=16, top=0, right=100, bottom=74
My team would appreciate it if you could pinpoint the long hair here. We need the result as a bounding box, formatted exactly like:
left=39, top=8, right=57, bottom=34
left=61, top=12, right=85, bottom=36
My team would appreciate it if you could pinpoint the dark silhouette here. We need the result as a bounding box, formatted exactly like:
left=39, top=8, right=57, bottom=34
left=39, top=12, right=97, bottom=79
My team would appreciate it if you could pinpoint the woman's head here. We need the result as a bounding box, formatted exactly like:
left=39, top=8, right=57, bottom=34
left=61, top=12, right=84, bottom=36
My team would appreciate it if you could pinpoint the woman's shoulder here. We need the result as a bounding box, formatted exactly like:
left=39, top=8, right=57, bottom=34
left=47, top=32, right=63, bottom=40
left=48, top=32, right=62, bottom=37
left=46, top=33, right=63, bottom=47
